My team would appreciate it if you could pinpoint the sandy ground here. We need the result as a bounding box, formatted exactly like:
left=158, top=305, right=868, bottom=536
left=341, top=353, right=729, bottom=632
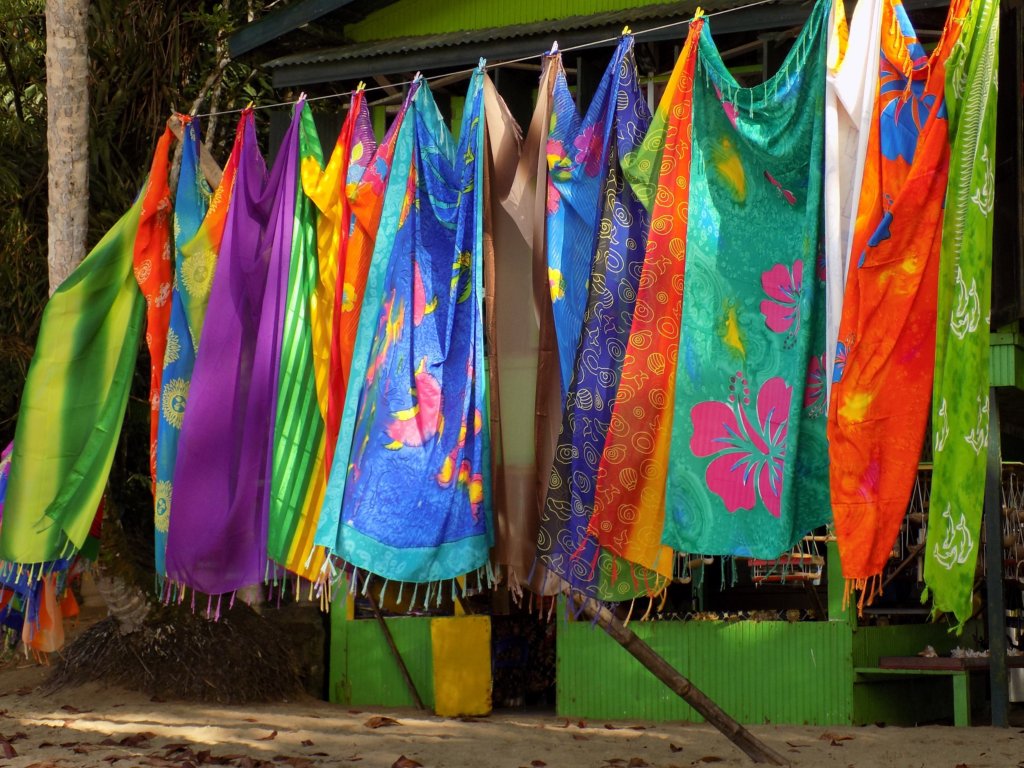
left=2, top=604, right=1023, bottom=768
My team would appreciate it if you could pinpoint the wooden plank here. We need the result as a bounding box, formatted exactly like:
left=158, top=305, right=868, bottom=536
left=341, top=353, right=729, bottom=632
left=878, top=656, right=1024, bottom=671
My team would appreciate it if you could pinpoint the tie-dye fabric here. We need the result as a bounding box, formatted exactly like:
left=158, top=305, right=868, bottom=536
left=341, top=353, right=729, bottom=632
left=329, top=73, right=491, bottom=583
left=316, top=85, right=420, bottom=561
left=829, top=0, right=966, bottom=593
left=153, top=118, right=211, bottom=577
left=924, top=0, right=999, bottom=629
left=289, top=95, right=375, bottom=578
left=589, top=18, right=702, bottom=576
left=133, top=127, right=175, bottom=489
left=0, top=197, right=144, bottom=565
left=535, top=36, right=668, bottom=599
left=545, top=53, right=618, bottom=395
left=662, top=0, right=831, bottom=559
left=324, top=96, right=401, bottom=474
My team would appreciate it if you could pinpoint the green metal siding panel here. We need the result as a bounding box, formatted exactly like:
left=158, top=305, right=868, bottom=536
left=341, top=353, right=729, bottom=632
left=850, top=623, right=981, bottom=725
left=557, top=620, right=854, bottom=725
left=331, top=613, right=436, bottom=708
left=851, top=622, right=978, bottom=667
left=347, top=0, right=653, bottom=42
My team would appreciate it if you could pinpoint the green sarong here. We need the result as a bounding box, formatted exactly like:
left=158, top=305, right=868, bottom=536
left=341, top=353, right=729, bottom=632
left=924, top=0, right=999, bottom=630
left=0, top=198, right=144, bottom=564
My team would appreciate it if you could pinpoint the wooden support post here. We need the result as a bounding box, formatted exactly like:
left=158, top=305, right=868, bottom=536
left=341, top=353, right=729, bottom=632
left=984, top=387, right=1009, bottom=727
left=367, top=591, right=426, bottom=711
left=563, top=585, right=790, bottom=766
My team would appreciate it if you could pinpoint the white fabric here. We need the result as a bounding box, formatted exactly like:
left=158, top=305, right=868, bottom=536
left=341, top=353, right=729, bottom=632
left=823, top=0, right=882, bottom=401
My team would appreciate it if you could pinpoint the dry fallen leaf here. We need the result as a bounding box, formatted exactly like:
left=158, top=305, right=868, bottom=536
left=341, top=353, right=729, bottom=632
left=1, top=739, right=17, bottom=759
left=694, top=757, right=723, bottom=764
left=819, top=732, right=854, bottom=744
left=530, top=761, right=547, bottom=767
left=627, top=758, right=649, bottom=767
left=257, top=730, right=278, bottom=741
left=300, top=740, right=314, bottom=747
left=120, top=732, right=157, bottom=747
left=669, top=744, right=683, bottom=753
left=364, top=716, right=401, bottom=729
left=391, top=756, right=422, bottom=768
left=572, top=733, right=590, bottom=741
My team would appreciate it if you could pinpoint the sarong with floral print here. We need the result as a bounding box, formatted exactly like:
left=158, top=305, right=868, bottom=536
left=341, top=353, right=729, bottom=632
left=661, top=0, right=831, bottom=558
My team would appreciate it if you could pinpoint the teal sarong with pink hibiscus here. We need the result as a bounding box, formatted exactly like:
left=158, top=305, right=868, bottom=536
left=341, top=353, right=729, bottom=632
left=661, top=0, right=832, bottom=558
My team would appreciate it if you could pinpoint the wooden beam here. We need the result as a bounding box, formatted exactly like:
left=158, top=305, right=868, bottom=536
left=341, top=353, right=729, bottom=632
left=984, top=388, right=1010, bottom=727
left=228, top=0, right=358, bottom=58
left=564, top=584, right=790, bottom=766
left=372, top=74, right=401, bottom=97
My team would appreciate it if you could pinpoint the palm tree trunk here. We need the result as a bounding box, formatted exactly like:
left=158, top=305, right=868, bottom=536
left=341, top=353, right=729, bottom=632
left=45, top=0, right=90, bottom=294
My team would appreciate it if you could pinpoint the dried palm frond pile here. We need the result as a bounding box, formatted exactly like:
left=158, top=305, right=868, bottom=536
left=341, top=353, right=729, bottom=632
left=45, top=600, right=303, bottom=704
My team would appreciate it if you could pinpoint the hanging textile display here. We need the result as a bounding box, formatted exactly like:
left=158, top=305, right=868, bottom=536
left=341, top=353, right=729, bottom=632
left=535, top=36, right=669, bottom=599
left=0, top=442, right=11, bottom=527
left=546, top=52, right=616, bottom=395
left=829, top=0, right=967, bottom=598
left=588, top=17, right=702, bottom=573
left=152, top=117, right=211, bottom=578
left=288, top=93, right=376, bottom=579
left=302, top=90, right=375, bottom=455
left=167, top=105, right=305, bottom=596
left=266, top=104, right=325, bottom=577
left=323, top=71, right=491, bottom=585
left=823, top=0, right=881, bottom=398
left=323, top=97, right=399, bottom=473
left=316, top=85, right=419, bottom=561
left=483, top=62, right=561, bottom=596
left=132, top=127, right=176, bottom=490
left=661, top=0, right=831, bottom=559
left=0, top=194, right=145, bottom=566
left=924, top=0, right=999, bottom=630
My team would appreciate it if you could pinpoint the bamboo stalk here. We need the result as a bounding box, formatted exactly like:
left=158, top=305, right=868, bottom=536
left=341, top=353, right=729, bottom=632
left=563, top=584, right=790, bottom=766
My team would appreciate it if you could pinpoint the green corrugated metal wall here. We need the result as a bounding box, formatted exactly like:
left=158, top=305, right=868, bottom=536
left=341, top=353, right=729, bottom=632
left=346, top=0, right=654, bottom=41
left=557, top=620, right=854, bottom=725
left=330, top=605, right=436, bottom=707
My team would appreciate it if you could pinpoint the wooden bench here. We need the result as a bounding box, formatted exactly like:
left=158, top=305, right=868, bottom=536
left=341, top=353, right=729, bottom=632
left=854, top=655, right=1024, bottom=726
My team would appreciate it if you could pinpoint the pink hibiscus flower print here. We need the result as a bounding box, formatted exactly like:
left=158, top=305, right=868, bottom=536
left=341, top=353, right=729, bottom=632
left=760, top=260, right=803, bottom=336
left=573, top=120, right=605, bottom=177
left=547, top=177, right=561, bottom=215
left=690, top=373, right=791, bottom=518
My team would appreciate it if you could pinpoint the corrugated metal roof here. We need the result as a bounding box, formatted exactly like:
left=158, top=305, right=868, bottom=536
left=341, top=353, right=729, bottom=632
left=263, top=1, right=722, bottom=69
left=262, top=0, right=951, bottom=87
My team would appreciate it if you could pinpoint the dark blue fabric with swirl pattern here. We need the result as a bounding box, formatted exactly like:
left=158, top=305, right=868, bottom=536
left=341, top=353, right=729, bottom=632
left=535, top=37, right=659, bottom=599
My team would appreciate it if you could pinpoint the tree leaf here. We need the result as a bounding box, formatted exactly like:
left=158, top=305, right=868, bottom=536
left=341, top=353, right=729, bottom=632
left=391, top=756, right=422, bottom=768
left=364, top=716, right=401, bottom=729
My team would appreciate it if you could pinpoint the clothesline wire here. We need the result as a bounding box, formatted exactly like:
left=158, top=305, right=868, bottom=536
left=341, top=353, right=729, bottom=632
left=191, top=0, right=777, bottom=119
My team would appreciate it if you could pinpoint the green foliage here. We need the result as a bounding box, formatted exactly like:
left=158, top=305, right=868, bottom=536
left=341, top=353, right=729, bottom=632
left=0, top=0, right=272, bottom=517
left=0, top=0, right=46, bottom=448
